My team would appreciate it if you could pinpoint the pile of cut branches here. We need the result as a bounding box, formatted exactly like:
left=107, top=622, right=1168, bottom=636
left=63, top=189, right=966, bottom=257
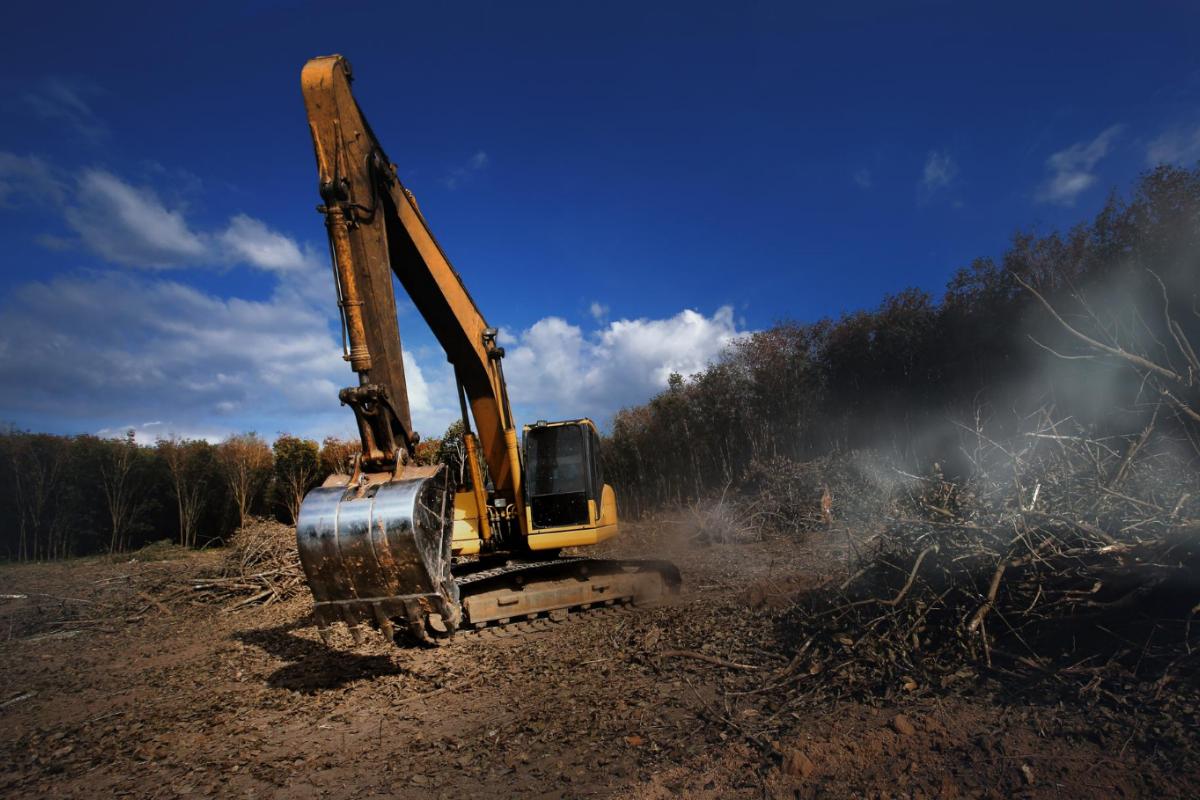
left=737, top=451, right=905, bottom=539
left=775, top=410, right=1200, bottom=707
left=187, top=518, right=304, bottom=608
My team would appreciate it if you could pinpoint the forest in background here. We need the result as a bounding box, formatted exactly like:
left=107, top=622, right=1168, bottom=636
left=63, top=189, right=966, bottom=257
left=1, top=164, right=1196, bottom=559
left=0, top=426, right=464, bottom=561
left=603, top=165, right=1200, bottom=517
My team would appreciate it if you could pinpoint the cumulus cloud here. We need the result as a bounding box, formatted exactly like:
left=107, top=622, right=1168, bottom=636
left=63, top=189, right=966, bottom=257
left=0, top=155, right=740, bottom=442
left=0, top=265, right=471, bottom=443
left=23, top=77, right=107, bottom=140
left=504, top=307, right=747, bottom=425
left=0, top=266, right=731, bottom=441
left=0, top=270, right=340, bottom=432
left=443, top=150, right=489, bottom=189
left=920, top=151, right=957, bottom=192
left=1146, top=124, right=1200, bottom=167
left=1037, top=125, right=1122, bottom=205
left=0, top=157, right=450, bottom=442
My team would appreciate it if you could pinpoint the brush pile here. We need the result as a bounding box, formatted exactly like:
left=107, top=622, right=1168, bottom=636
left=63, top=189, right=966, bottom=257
left=187, top=518, right=304, bottom=608
left=739, top=451, right=902, bottom=538
left=774, top=411, right=1200, bottom=707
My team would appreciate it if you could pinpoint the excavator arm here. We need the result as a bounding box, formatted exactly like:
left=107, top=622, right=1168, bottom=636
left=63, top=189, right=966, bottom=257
left=301, top=55, right=521, bottom=522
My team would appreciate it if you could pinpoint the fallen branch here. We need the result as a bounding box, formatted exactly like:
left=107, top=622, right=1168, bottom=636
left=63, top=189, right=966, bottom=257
left=393, top=678, right=474, bottom=707
left=659, top=649, right=758, bottom=671
left=0, top=691, right=36, bottom=709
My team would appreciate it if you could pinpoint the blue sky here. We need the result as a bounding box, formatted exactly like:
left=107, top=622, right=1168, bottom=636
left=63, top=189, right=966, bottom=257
left=2, top=1, right=1199, bottom=443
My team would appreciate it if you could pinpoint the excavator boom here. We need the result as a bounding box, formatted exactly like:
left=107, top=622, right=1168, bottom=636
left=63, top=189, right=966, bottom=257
left=300, top=55, right=518, bottom=503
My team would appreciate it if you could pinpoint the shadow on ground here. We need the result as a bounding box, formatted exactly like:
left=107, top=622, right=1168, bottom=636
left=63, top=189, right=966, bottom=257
left=236, top=619, right=414, bottom=692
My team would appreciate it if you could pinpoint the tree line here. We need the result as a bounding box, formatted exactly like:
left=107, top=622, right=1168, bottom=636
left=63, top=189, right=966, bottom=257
left=602, top=165, right=1200, bottom=516
left=0, top=425, right=466, bottom=561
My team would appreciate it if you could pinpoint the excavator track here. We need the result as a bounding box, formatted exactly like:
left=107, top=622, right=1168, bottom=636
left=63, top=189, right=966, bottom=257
left=401, top=557, right=681, bottom=646
left=453, top=599, right=628, bottom=641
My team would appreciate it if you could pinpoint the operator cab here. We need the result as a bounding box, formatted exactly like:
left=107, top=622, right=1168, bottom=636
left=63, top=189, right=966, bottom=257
left=523, top=419, right=604, bottom=529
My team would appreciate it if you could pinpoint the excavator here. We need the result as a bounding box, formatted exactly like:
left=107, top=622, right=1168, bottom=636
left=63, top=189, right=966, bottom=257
left=295, top=55, right=680, bottom=646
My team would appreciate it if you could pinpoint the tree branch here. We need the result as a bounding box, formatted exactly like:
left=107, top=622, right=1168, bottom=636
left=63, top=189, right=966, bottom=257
left=1013, top=273, right=1188, bottom=387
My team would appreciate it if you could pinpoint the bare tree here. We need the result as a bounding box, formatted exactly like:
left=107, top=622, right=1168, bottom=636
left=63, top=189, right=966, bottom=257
left=4, top=432, right=77, bottom=559
left=215, top=433, right=273, bottom=530
left=24, top=436, right=67, bottom=561
left=7, top=439, right=30, bottom=561
left=100, top=431, right=147, bottom=554
left=159, top=436, right=211, bottom=548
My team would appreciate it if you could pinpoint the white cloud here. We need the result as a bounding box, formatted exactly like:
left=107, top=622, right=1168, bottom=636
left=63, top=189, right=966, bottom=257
left=0, top=154, right=739, bottom=444
left=23, top=77, right=107, bottom=140
left=0, top=270, right=342, bottom=433
left=1146, top=124, right=1200, bottom=167
left=402, top=348, right=459, bottom=437
left=0, top=243, right=742, bottom=441
left=443, top=150, right=489, bottom=189
left=1037, top=124, right=1122, bottom=205
left=0, top=151, right=481, bottom=446
left=65, top=169, right=208, bottom=267
left=218, top=214, right=319, bottom=274
left=0, top=157, right=464, bottom=443
left=853, top=167, right=872, bottom=189
left=920, top=151, right=957, bottom=193
left=504, top=307, right=747, bottom=426
left=0, top=152, right=66, bottom=207
left=215, top=213, right=329, bottom=306
left=3, top=157, right=320, bottom=278
left=95, top=420, right=233, bottom=446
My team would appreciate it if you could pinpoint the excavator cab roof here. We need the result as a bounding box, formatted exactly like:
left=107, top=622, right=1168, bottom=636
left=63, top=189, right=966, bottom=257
left=523, top=418, right=598, bottom=434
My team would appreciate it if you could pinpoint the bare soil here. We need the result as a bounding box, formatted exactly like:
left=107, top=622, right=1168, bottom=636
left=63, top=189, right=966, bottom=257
left=1, top=523, right=1196, bottom=799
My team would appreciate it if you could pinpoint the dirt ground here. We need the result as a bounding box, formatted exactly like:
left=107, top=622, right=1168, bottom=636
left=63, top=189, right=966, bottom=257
left=1, top=523, right=1197, bottom=799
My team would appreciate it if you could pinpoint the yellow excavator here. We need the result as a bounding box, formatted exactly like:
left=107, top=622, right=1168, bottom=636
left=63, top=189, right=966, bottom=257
left=295, top=55, right=680, bottom=645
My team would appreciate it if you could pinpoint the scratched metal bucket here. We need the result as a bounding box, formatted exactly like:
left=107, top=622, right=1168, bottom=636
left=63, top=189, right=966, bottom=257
left=295, top=464, right=460, bottom=642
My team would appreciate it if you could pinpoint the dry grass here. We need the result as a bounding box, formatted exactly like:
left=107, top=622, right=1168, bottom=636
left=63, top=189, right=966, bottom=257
left=688, top=487, right=758, bottom=544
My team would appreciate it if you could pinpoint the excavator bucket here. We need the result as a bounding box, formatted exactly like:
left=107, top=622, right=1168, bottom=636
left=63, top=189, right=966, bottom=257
left=295, top=465, right=461, bottom=643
